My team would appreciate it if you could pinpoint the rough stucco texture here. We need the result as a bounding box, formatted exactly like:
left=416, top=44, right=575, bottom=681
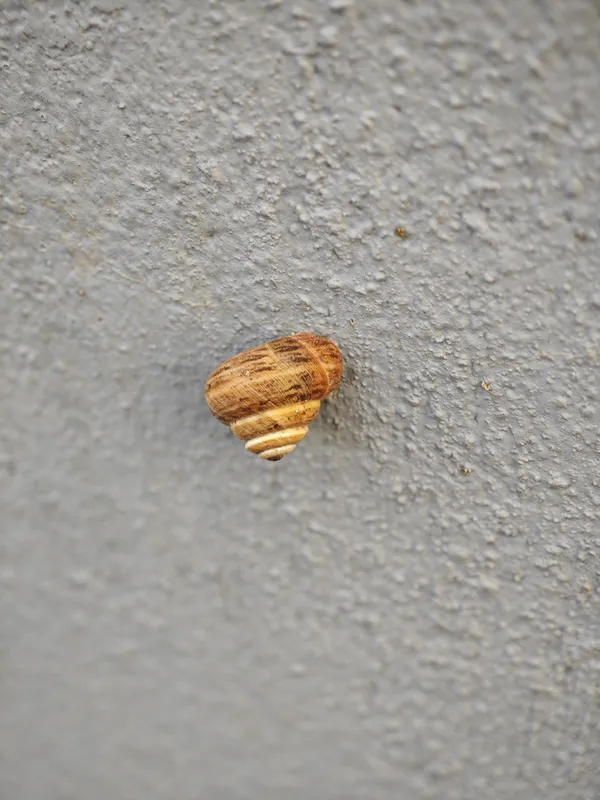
left=1, top=1, right=599, bottom=798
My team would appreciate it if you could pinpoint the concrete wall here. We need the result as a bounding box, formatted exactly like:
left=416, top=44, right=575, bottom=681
left=1, top=1, right=599, bottom=798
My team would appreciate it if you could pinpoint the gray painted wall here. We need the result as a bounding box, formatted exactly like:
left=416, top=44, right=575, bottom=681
left=1, top=1, right=599, bottom=798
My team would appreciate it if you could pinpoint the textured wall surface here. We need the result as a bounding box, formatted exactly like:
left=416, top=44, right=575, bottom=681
left=1, top=1, right=599, bottom=798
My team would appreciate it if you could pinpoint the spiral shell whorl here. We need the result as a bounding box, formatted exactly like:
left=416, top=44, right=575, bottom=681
left=245, top=425, right=310, bottom=461
left=205, top=333, right=343, bottom=461
left=230, top=400, right=321, bottom=460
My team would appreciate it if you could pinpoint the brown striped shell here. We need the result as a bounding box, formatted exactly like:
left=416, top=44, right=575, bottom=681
left=205, top=333, right=343, bottom=461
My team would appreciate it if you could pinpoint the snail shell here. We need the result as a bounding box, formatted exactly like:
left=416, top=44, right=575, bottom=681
left=205, top=333, right=343, bottom=461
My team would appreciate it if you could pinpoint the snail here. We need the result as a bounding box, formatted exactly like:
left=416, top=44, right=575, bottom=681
left=205, top=333, right=343, bottom=461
